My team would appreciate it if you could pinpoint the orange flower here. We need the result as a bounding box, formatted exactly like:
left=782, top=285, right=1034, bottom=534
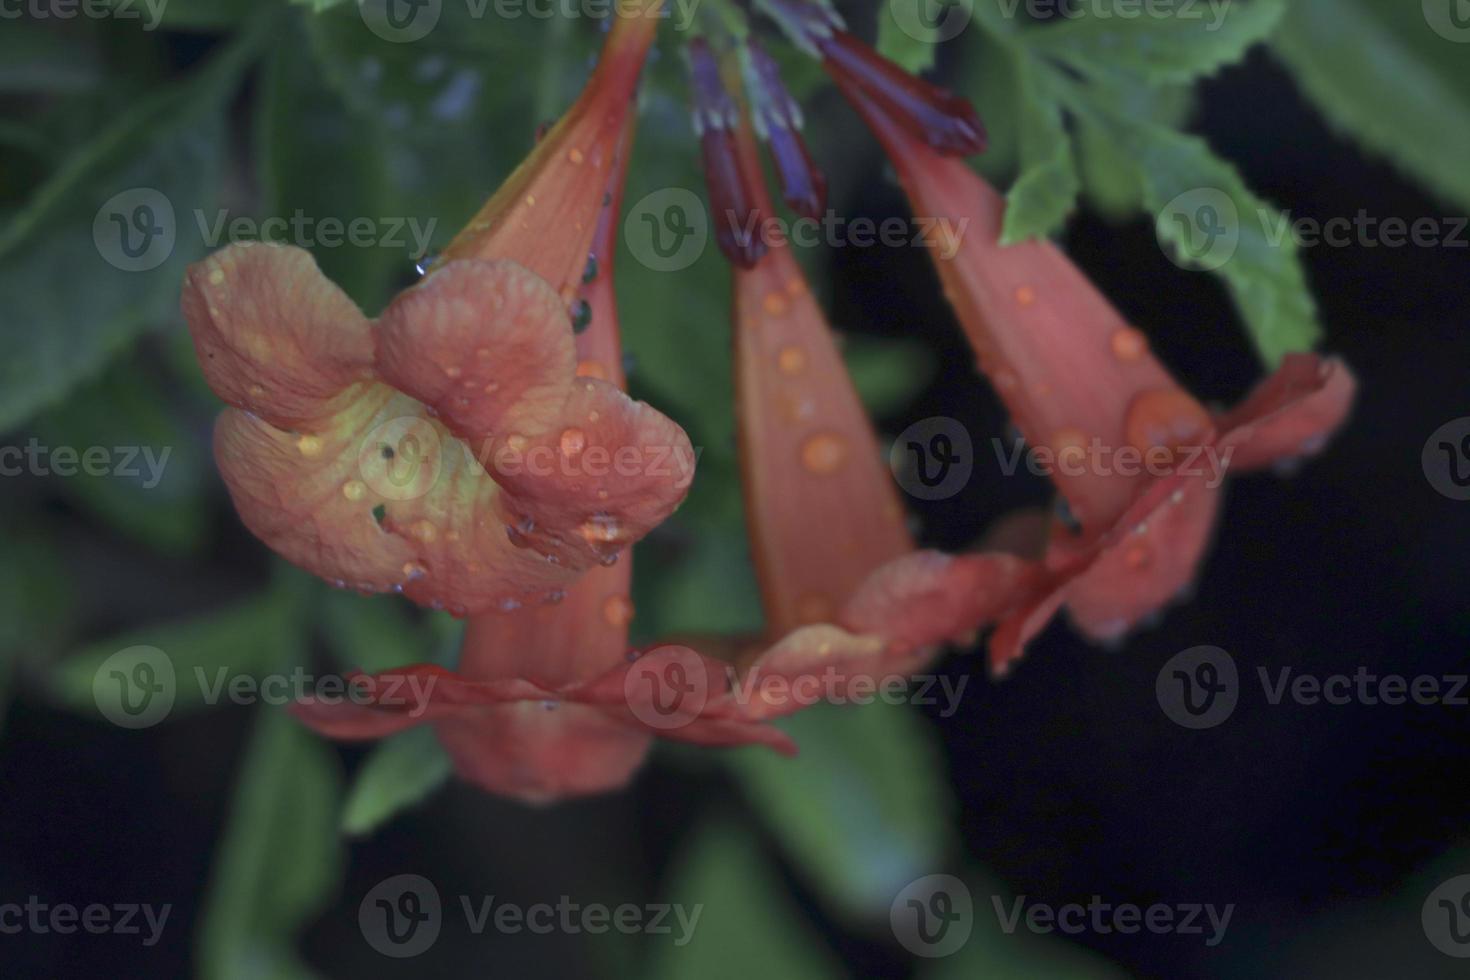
left=291, top=116, right=772, bottom=803
left=829, top=61, right=1356, bottom=673
left=183, top=8, right=690, bottom=621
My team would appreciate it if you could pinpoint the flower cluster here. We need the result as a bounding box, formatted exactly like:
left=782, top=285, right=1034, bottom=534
left=184, top=1, right=1355, bottom=802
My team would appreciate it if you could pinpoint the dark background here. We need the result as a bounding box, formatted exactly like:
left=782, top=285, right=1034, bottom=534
left=2, top=23, right=1468, bottom=980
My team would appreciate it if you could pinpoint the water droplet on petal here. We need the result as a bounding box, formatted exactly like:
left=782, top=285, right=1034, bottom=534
left=777, top=345, right=806, bottom=374
left=603, top=594, right=634, bottom=627
left=800, top=433, right=847, bottom=474
left=1110, top=327, right=1148, bottom=362
left=559, top=427, right=587, bottom=456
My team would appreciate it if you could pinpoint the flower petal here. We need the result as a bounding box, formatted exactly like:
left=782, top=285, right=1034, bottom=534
left=1217, top=354, right=1357, bottom=471
left=182, top=243, right=374, bottom=430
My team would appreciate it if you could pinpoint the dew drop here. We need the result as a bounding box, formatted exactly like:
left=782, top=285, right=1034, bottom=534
left=1110, top=327, right=1148, bottom=362
left=800, top=432, right=848, bottom=475
left=559, top=427, right=587, bottom=456
left=777, top=345, right=806, bottom=375
left=602, top=594, right=635, bottom=627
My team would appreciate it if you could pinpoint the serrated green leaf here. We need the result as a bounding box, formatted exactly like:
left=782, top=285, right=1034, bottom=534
left=341, top=725, right=451, bottom=836
left=1019, top=0, right=1286, bottom=84
left=52, top=590, right=303, bottom=719
left=1271, top=0, right=1470, bottom=213
left=730, top=701, right=958, bottom=919
left=647, top=820, right=844, bottom=980
left=1121, top=121, right=1320, bottom=363
left=198, top=706, right=344, bottom=980
left=1001, top=52, right=1079, bottom=243
left=0, top=26, right=260, bottom=433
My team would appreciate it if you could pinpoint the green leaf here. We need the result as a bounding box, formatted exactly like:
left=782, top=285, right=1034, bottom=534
left=1271, top=0, right=1470, bottom=213
left=877, top=0, right=944, bottom=73
left=1019, top=0, right=1286, bottom=84
left=341, top=725, right=451, bottom=836
left=1001, top=52, right=1079, bottom=243
left=51, top=590, right=304, bottom=719
left=0, top=26, right=259, bottom=433
left=0, top=532, right=73, bottom=659
left=257, top=17, right=400, bottom=312
left=1119, top=120, right=1320, bottom=363
left=320, top=589, right=433, bottom=673
left=842, top=334, right=938, bottom=418
left=304, top=4, right=557, bottom=258
left=36, top=359, right=211, bottom=555
left=198, top=706, right=344, bottom=980
left=0, top=22, right=100, bottom=93
left=646, top=820, right=844, bottom=980
left=159, top=0, right=263, bottom=28
left=729, top=701, right=958, bottom=919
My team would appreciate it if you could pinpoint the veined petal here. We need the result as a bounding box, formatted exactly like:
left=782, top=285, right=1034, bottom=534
left=731, top=120, right=912, bottom=634
left=182, top=243, right=375, bottom=430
